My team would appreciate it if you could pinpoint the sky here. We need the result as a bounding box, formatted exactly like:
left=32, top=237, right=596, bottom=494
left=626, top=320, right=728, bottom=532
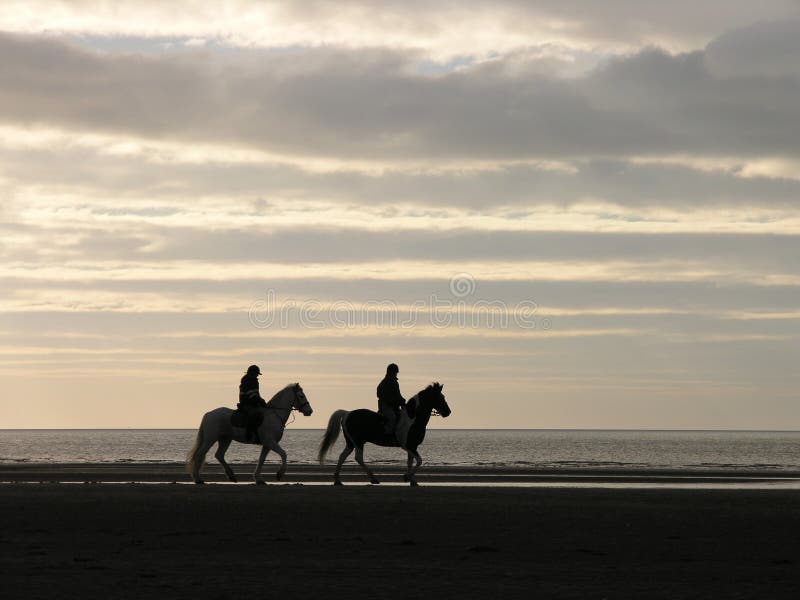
left=1, top=1, right=799, bottom=429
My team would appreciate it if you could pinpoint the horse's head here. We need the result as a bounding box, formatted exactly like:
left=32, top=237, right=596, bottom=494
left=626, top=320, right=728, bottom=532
left=293, top=383, right=313, bottom=416
left=422, top=382, right=451, bottom=417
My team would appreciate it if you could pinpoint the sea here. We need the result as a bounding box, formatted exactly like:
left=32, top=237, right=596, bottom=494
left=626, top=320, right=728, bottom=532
left=1, top=429, right=800, bottom=472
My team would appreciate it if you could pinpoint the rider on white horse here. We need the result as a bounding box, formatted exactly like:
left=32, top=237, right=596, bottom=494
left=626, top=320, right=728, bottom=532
left=239, top=365, right=267, bottom=442
left=377, top=363, right=406, bottom=440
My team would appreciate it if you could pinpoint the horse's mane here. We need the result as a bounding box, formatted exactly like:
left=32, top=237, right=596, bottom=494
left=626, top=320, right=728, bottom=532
left=268, top=382, right=299, bottom=403
left=414, top=382, right=442, bottom=403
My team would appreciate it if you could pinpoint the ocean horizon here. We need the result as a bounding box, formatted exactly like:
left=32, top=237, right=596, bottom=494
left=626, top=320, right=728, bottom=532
left=3, top=428, right=799, bottom=471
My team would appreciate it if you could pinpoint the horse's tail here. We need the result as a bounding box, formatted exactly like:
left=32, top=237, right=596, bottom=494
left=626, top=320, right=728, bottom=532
left=318, top=410, right=348, bottom=464
left=185, top=422, right=206, bottom=474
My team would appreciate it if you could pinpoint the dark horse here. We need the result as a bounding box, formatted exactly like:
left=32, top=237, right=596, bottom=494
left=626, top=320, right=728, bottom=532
left=318, top=382, right=451, bottom=486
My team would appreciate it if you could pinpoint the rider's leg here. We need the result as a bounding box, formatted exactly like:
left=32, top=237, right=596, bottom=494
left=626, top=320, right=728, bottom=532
left=247, top=409, right=265, bottom=444
left=381, top=410, right=396, bottom=435
left=245, top=413, right=256, bottom=443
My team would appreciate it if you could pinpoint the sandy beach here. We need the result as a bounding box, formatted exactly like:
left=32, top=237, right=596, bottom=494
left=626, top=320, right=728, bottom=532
left=2, top=464, right=799, bottom=599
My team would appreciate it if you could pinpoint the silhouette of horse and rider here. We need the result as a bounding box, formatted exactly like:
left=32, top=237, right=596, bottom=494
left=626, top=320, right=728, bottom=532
left=186, top=363, right=450, bottom=485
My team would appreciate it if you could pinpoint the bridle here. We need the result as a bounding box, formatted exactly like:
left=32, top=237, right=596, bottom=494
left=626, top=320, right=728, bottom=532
left=415, top=392, right=447, bottom=417
left=292, top=387, right=312, bottom=414
left=264, top=386, right=311, bottom=425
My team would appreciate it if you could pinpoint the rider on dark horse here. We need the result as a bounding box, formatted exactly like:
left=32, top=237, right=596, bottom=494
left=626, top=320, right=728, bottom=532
left=239, top=364, right=267, bottom=442
left=377, top=363, right=406, bottom=441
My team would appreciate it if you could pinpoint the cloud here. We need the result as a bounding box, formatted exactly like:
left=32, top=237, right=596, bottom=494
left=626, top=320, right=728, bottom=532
left=705, top=19, right=800, bottom=79
left=2, top=1, right=798, bottom=58
left=2, top=32, right=800, bottom=164
left=43, top=227, right=800, bottom=272
left=5, top=129, right=800, bottom=231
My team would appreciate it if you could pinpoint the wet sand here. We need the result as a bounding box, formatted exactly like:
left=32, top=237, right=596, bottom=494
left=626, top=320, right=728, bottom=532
left=2, top=464, right=799, bottom=598
left=3, top=461, right=800, bottom=484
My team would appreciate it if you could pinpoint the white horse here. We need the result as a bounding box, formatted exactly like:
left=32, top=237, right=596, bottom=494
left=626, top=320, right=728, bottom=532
left=186, top=383, right=312, bottom=484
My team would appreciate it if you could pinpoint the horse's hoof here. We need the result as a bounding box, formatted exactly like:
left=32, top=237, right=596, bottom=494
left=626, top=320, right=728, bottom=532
left=255, top=479, right=266, bottom=486
left=194, top=480, right=205, bottom=485
left=370, top=478, right=381, bottom=485
left=333, top=480, right=343, bottom=486
left=410, top=481, right=419, bottom=487
left=276, top=472, right=284, bottom=481
left=228, top=476, right=237, bottom=483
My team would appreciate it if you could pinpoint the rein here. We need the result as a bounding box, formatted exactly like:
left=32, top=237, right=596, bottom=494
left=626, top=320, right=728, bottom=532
left=410, top=393, right=445, bottom=418
left=263, top=391, right=310, bottom=428
left=262, top=405, right=300, bottom=429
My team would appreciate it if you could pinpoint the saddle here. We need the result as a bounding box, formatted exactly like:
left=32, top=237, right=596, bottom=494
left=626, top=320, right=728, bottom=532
left=231, top=404, right=264, bottom=443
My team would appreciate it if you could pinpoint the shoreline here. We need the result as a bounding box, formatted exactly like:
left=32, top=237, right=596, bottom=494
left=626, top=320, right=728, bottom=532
left=2, top=462, right=800, bottom=487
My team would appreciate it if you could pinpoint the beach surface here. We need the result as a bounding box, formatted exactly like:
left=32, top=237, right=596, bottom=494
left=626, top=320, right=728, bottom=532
left=2, top=464, right=799, bottom=599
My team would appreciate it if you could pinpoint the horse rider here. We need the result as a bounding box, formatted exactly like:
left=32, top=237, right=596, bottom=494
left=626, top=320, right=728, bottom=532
left=377, top=363, right=406, bottom=438
left=239, top=364, right=267, bottom=442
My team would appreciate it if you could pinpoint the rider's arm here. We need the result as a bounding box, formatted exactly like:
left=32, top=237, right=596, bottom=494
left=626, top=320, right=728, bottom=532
left=392, top=379, right=406, bottom=407
left=253, top=382, right=267, bottom=406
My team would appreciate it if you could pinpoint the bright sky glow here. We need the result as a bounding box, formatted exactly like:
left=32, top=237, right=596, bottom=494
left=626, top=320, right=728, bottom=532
left=1, top=1, right=799, bottom=429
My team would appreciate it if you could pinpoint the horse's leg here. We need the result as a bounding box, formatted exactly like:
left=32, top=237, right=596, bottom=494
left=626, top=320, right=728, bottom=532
left=404, top=450, right=414, bottom=482
left=355, top=445, right=380, bottom=484
left=333, top=443, right=354, bottom=486
left=407, top=449, right=422, bottom=486
left=192, top=434, right=217, bottom=485
left=214, top=437, right=236, bottom=482
left=254, top=445, right=270, bottom=485
left=266, top=440, right=288, bottom=481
